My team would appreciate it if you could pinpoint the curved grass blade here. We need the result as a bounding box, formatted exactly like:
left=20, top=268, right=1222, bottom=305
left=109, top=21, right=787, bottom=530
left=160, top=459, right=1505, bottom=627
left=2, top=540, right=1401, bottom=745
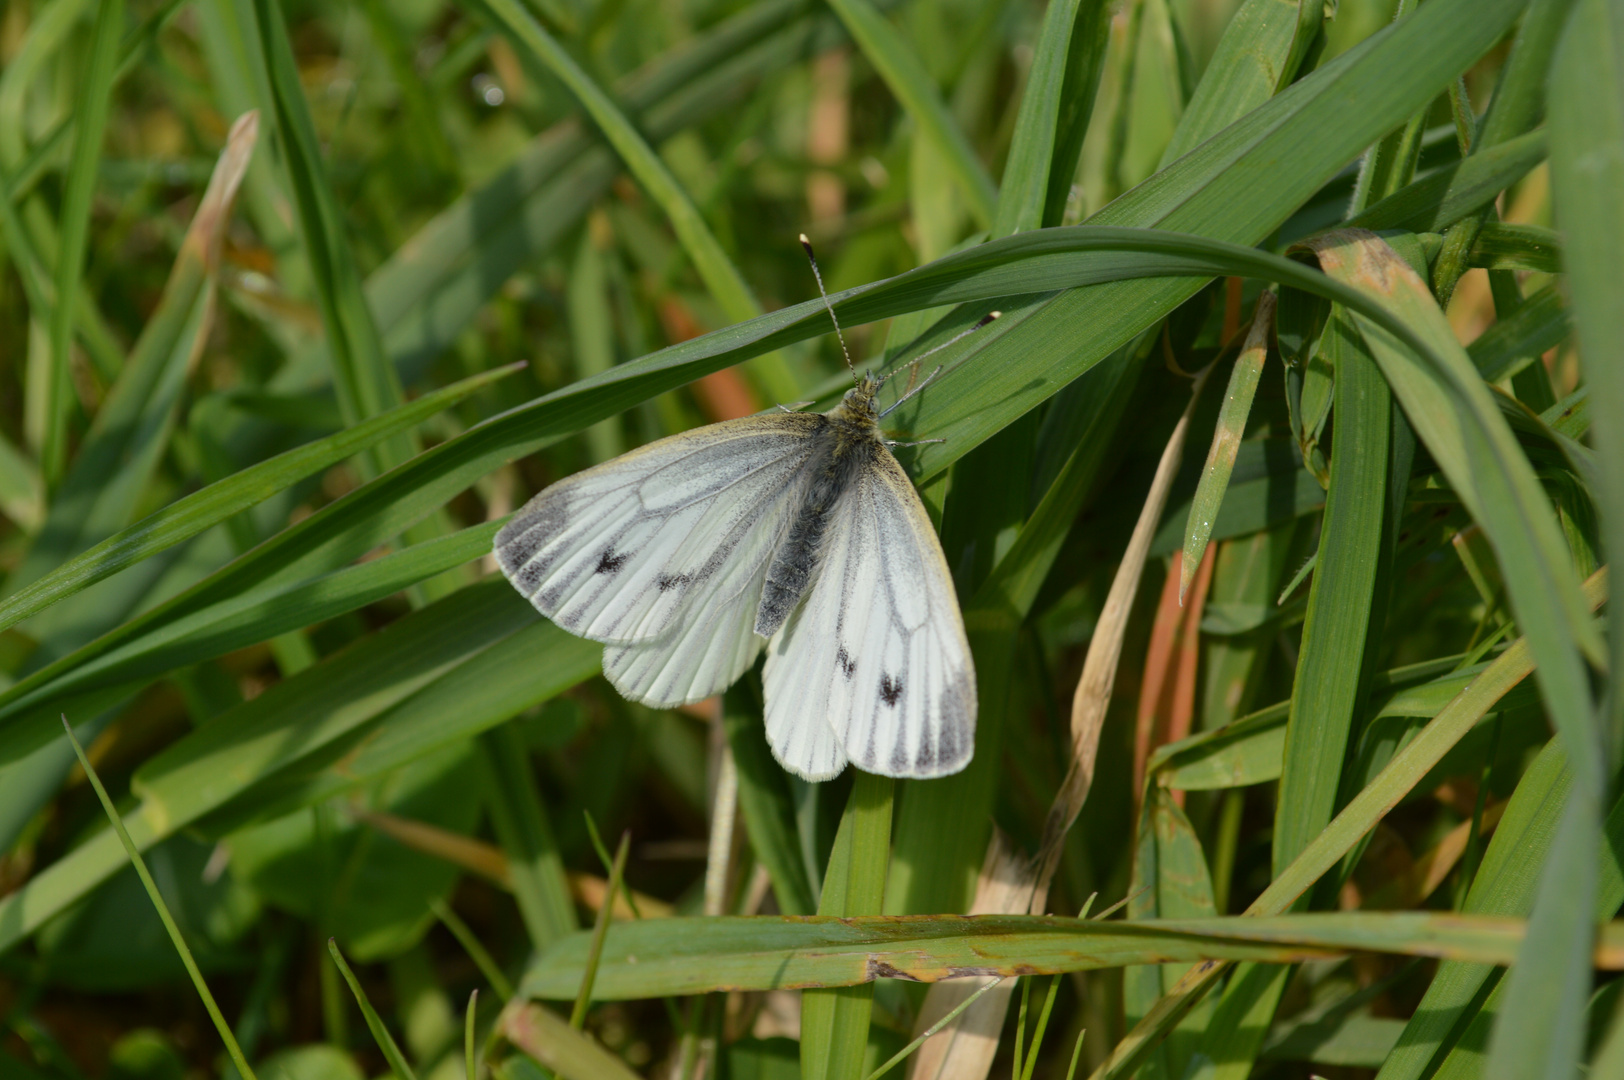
left=60, top=717, right=257, bottom=1080
left=0, top=364, right=519, bottom=637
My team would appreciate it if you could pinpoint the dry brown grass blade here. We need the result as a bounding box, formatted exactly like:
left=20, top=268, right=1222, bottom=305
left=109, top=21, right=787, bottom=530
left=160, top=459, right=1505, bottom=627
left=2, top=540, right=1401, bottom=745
left=1032, top=366, right=1213, bottom=900
left=353, top=808, right=671, bottom=918
left=901, top=371, right=1211, bottom=1080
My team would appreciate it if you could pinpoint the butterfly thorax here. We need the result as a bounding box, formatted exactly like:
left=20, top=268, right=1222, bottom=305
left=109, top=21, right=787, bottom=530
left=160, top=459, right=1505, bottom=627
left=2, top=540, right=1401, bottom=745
left=753, top=375, right=887, bottom=637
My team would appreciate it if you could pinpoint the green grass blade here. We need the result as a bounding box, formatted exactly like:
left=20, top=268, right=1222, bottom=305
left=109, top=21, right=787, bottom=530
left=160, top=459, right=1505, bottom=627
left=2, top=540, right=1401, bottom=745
left=1348, top=128, right=1546, bottom=235
left=1160, top=0, right=1321, bottom=168
left=724, top=695, right=817, bottom=916
left=434, top=900, right=516, bottom=1001
left=802, top=771, right=893, bottom=1080
left=471, top=0, right=800, bottom=402
left=498, top=1001, right=641, bottom=1080
left=1549, top=0, right=1624, bottom=768
left=520, top=911, right=1624, bottom=999
left=1270, top=300, right=1390, bottom=879
left=0, top=365, right=518, bottom=636
left=329, top=939, right=419, bottom=1080
left=569, top=831, right=628, bottom=1027
left=482, top=723, right=578, bottom=950
left=41, top=0, right=123, bottom=487
left=1181, top=292, right=1273, bottom=600
left=993, top=0, right=1103, bottom=237
left=249, top=0, right=411, bottom=471
left=824, top=0, right=997, bottom=226
left=1467, top=282, right=1568, bottom=382
left=465, top=989, right=478, bottom=1080
left=59, top=717, right=258, bottom=1080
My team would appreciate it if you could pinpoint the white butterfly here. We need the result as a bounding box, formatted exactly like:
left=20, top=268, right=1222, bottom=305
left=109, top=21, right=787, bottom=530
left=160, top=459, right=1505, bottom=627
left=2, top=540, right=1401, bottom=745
left=494, top=248, right=982, bottom=780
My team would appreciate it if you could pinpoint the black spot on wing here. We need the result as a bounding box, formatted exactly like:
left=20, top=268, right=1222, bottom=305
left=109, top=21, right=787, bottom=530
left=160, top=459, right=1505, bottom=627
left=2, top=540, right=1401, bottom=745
left=836, top=647, right=856, bottom=679
left=880, top=674, right=903, bottom=707
left=596, top=548, right=631, bottom=574
left=657, top=573, right=690, bottom=592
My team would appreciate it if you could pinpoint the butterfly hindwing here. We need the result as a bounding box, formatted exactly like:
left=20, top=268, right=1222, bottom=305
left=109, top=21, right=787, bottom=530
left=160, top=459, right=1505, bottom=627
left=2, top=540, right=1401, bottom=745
left=495, top=413, right=822, bottom=648
left=763, top=449, right=975, bottom=780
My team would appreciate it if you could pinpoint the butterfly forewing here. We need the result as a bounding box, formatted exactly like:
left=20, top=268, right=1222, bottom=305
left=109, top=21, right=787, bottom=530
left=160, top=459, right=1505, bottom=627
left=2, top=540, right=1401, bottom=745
left=762, top=450, right=975, bottom=780
left=495, top=414, right=822, bottom=646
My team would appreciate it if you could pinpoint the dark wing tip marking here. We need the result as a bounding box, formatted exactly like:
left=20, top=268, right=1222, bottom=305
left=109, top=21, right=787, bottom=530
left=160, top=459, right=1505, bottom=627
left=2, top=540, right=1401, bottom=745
left=595, top=548, right=631, bottom=574
left=879, top=674, right=903, bottom=707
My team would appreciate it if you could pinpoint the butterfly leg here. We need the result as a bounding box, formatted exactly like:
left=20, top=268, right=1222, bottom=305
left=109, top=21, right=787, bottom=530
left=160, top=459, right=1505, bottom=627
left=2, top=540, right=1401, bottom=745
left=884, top=437, right=946, bottom=448
left=776, top=401, right=816, bottom=413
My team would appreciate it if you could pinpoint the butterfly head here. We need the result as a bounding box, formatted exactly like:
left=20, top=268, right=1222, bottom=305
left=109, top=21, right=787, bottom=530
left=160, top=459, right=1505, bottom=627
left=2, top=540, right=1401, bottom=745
left=841, top=371, right=884, bottom=421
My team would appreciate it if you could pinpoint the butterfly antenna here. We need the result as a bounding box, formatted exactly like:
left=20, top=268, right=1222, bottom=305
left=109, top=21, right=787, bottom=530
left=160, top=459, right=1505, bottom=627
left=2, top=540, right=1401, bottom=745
left=878, top=309, right=1002, bottom=391
left=800, top=233, right=856, bottom=381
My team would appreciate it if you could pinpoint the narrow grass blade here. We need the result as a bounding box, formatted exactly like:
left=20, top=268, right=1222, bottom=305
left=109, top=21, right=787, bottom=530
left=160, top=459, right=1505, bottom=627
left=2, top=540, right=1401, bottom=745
left=864, top=978, right=1006, bottom=1080
left=0, top=365, right=517, bottom=635
left=1271, top=293, right=1390, bottom=877
left=329, top=940, right=418, bottom=1080
left=59, top=717, right=257, bottom=1080
left=471, top=0, right=800, bottom=402
left=1160, top=0, right=1321, bottom=167
left=519, top=911, right=1624, bottom=999
left=993, top=0, right=1102, bottom=237
left=481, top=723, right=577, bottom=949
left=569, top=831, right=628, bottom=1028
left=42, top=0, right=124, bottom=487
left=801, top=771, right=893, bottom=1080
left=497, top=1001, right=641, bottom=1080
left=724, top=698, right=817, bottom=916
left=824, top=0, right=996, bottom=226
left=1549, top=0, right=1624, bottom=766
left=465, top=990, right=478, bottom=1080
left=1181, top=292, right=1274, bottom=600
left=250, top=0, right=411, bottom=471
left=434, top=900, right=516, bottom=1001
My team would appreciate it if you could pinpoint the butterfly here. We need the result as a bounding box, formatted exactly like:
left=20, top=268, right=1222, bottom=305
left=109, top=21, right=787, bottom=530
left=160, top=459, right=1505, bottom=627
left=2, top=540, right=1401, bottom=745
left=493, top=239, right=988, bottom=780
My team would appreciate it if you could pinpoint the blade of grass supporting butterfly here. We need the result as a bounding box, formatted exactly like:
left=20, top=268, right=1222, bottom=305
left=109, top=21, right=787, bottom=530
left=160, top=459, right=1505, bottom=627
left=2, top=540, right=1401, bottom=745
left=497, top=1001, right=642, bottom=1080
left=801, top=772, right=893, bottom=1080
left=0, top=225, right=1561, bottom=753
left=40, top=0, right=122, bottom=487
left=0, top=364, right=519, bottom=635
left=469, top=0, right=801, bottom=403
left=1087, top=568, right=1608, bottom=1080
left=824, top=0, right=996, bottom=227
left=329, top=941, right=418, bottom=1080
left=249, top=0, right=412, bottom=474
left=1549, top=0, right=1624, bottom=777
left=59, top=718, right=258, bottom=1080
left=1181, top=292, right=1274, bottom=600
